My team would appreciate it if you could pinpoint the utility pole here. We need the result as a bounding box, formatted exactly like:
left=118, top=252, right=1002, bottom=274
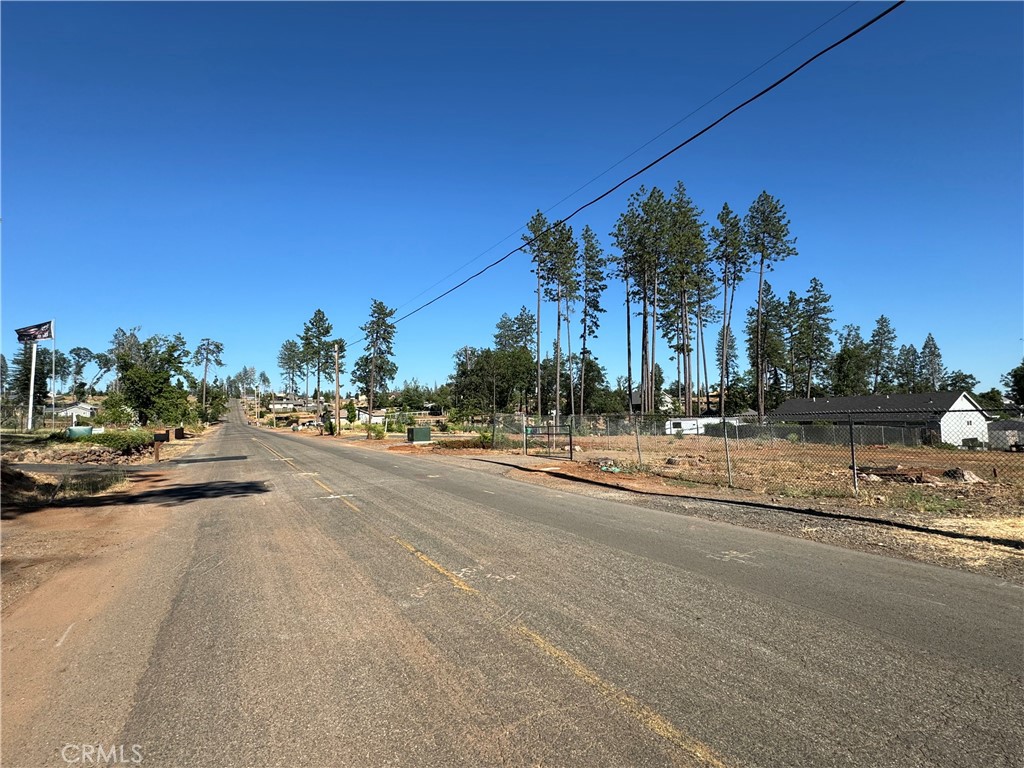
left=334, top=343, right=340, bottom=438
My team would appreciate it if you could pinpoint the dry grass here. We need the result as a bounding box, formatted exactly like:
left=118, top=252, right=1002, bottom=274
left=568, top=434, right=1024, bottom=516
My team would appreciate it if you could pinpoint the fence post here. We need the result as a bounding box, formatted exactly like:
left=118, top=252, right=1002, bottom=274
left=723, top=416, right=734, bottom=488
left=849, top=414, right=859, bottom=496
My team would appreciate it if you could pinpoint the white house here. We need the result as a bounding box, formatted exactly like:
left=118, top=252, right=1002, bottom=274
left=42, top=402, right=98, bottom=420
left=356, top=407, right=387, bottom=425
left=770, top=391, right=991, bottom=447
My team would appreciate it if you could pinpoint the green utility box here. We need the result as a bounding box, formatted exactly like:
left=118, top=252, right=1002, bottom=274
left=407, top=427, right=431, bottom=443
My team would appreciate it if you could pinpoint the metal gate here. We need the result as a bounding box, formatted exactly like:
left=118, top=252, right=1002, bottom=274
left=525, top=423, right=574, bottom=460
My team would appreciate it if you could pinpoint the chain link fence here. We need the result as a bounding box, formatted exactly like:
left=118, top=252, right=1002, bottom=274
left=478, top=408, right=1023, bottom=507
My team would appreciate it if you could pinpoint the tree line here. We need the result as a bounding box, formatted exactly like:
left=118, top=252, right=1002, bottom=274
left=1, top=328, right=231, bottom=427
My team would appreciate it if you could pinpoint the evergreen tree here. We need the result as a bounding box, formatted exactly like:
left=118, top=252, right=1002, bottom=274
left=658, top=181, right=707, bottom=416
left=277, top=339, right=303, bottom=396
left=577, top=225, right=607, bottom=417
left=830, top=325, right=872, bottom=396
left=710, top=202, right=748, bottom=415
left=867, top=315, right=898, bottom=393
left=918, top=333, right=945, bottom=391
left=894, top=344, right=920, bottom=393
left=300, top=309, right=336, bottom=403
left=745, top=283, right=787, bottom=409
left=943, top=370, right=978, bottom=393
left=715, top=325, right=739, bottom=398
left=795, top=277, right=834, bottom=397
left=352, top=299, right=398, bottom=430
left=493, top=306, right=536, bottom=353
left=743, top=191, right=797, bottom=421
left=10, top=342, right=49, bottom=410
left=522, top=211, right=556, bottom=421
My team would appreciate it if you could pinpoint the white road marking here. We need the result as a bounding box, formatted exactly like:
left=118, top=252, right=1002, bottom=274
left=55, top=623, right=75, bottom=647
left=707, top=550, right=761, bottom=566
left=482, top=490, right=495, bottom=494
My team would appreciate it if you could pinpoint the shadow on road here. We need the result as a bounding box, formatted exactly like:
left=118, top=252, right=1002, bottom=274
left=54, top=480, right=271, bottom=510
left=169, top=456, right=248, bottom=465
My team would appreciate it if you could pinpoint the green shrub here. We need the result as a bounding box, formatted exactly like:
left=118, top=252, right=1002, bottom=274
left=367, top=423, right=386, bottom=440
left=73, top=430, right=154, bottom=453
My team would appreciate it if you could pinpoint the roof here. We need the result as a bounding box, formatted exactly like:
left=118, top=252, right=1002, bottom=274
left=989, top=420, right=1024, bottom=432
left=770, top=391, right=983, bottom=422
left=43, top=401, right=97, bottom=413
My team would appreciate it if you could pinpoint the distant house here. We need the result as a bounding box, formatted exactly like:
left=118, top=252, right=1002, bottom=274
left=268, top=398, right=303, bottom=412
left=356, top=407, right=387, bottom=425
left=42, top=402, right=98, bottom=420
left=770, top=391, right=991, bottom=447
left=989, top=420, right=1024, bottom=451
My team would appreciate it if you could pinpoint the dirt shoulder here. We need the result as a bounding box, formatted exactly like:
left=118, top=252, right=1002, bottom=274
left=328, top=434, right=1024, bottom=585
left=0, top=424, right=221, bottom=615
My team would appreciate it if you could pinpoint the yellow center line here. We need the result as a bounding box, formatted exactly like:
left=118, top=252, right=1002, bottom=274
left=312, top=478, right=335, bottom=494
left=393, top=537, right=478, bottom=594
left=254, top=436, right=728, bottom=766
left=515, top=625, right=730, bottom=768
left=252, top=437, right=359, bottom=511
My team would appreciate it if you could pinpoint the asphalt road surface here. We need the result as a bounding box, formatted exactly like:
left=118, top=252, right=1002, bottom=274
left=3, top=405, right=1022, bottom=767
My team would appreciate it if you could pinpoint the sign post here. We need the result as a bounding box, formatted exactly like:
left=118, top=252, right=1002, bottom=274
left=15, top=320, right=54, bottom=432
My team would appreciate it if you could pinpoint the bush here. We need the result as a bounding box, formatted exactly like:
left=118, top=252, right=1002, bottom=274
left=73, top=430, right=154, bottom=453
left=367, top=423, right=386, bottom=440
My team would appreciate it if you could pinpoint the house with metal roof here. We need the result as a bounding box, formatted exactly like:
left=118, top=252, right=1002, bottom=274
left=769, top=391, right=990, bottom=447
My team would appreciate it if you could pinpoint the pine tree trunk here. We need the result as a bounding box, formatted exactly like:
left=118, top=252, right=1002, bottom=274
left=555, top=287, right=562, bottom=423
left=625, top=277, right=634, bottom=415
left=755, top=259, right=766, bottom=422
left=536, top=272, right=542, bottom=422
left=682, top=287, right=691, bottom=417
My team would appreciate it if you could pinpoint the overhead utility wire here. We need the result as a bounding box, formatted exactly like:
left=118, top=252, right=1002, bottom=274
left=540, top=2, right=861, bottom=221
left=392, top=2, right=859, bottom=315
left=387, top=0, right=905, bottom=331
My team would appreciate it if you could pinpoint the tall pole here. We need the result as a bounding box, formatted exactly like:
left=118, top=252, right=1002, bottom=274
left=536, top=272, right=542, bottom=425
left=27, top=341, right=37, bottom=431
left=334, top=343, right=340, bottom=438
left=51, top=320, right=57, bottom=429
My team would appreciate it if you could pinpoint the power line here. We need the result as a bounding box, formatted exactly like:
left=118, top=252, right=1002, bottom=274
left=391, top=2, right=860, bottom=316
left=390, top=1, right=904, bottom=329
left=365, top=0, right=906, bottom=346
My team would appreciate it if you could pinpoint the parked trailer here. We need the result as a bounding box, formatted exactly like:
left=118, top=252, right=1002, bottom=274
left=664, top=417, right=741, bottom=436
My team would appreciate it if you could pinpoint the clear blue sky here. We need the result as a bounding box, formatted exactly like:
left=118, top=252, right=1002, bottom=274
left=3, top=2, right=1021, bottom=397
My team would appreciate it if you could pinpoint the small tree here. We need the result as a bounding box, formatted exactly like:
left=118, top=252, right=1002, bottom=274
left=1002, top=359, right=1024, bottom=405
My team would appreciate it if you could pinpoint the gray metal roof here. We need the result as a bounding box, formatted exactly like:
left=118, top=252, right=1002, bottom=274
left=770, top=391, right=981, bottom=422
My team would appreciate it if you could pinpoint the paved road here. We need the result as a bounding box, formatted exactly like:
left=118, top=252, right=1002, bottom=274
left=3, top=406, right=1022, bottom=767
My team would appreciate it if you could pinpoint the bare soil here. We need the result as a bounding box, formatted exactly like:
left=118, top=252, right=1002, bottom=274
left=0, top=426, right=217, bottom=614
